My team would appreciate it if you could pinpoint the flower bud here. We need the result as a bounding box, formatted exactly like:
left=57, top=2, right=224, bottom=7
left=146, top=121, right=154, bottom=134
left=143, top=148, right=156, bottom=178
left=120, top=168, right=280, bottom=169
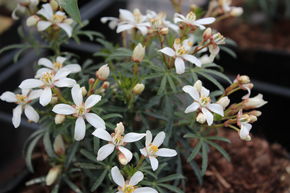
left=239, top=75, right=250, bottom=84
left=102, top=81, right=110, bottom=89
left=230, top=7, right=243, bottom=17
left=249, top=115, right=257, bottom=123
left=115, top=122, right=125, bottom=135
left=203, top=28, right=212, bottom=41
left=26, top=15, right=39, bottom=26
left=217, top=96, right=230, bottom=109
left=50, top=96, right=58, bottom=104
left=196, top=113, right=206, bottom=124
left=50, top=0, right=59, bottom=11
left=53, top=135, right=65, bottom=155
left=81, top=86, right=87, bottom=96
left=249, top=110, right=262, bottom=117
left=96, top=64, right=110, bottom=80
left=55, top=114, right=65, bottom=125
left=89, top=78, right=95, bottom=84
left=200, top=55, right=212, bottom=64
left=244, top=94, right=267, bottom=109
left=46, top=165, right=62, bottom=186
left=159, top=27, right=169, bottom=35
left=132, top=43, right=145, bottom=63
left=118, top=153, right=129, bottom=165
left=132, top=83, right=145, bottom=95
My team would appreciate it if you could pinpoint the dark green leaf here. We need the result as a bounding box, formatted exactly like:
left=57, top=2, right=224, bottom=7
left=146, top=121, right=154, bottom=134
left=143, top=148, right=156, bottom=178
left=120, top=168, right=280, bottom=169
left=90, top=169, right=108, bottom=191
left=57, top=0, right=81, bottom=24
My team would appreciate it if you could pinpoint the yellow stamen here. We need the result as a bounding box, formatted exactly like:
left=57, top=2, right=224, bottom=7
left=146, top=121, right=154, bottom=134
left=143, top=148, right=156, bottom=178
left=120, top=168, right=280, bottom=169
left=53, top=14, right=66, bottom=23
left=53, top=62, right=63, bottom=70
left=40, top=72, right=54, bottom=85
left=122, top=185, right=136, bottom=193
left=75, top=105, right=86, bottom=116
left=200, top=96, right=211, bottom=106
left=16, top=94, right=27, bottom=104
left=148, top=144, right=159, bottom=154
left=186, top=12, right=196, bottom=21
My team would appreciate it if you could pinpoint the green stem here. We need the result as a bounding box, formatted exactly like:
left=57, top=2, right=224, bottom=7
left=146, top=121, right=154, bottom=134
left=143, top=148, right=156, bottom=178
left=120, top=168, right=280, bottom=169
left=136, top=156, right=145, bottom=170
left=52, top=88, right=67, bottom=103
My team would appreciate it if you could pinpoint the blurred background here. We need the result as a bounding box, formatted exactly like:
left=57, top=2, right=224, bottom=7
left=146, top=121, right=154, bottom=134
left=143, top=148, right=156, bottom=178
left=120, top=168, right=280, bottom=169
left=0, top=0, right=289, bottom=192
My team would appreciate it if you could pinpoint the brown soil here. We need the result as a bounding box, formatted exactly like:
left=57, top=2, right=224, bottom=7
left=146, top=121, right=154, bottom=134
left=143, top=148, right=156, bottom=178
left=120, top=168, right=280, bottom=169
left=185, top=130, right=290, bottom=193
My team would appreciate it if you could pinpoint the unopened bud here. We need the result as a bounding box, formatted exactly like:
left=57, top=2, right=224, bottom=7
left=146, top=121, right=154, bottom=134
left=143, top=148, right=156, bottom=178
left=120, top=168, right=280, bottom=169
left=203, top=28, right=212, bottom=41
left=230, top=7, right=243, bottom=17
left=249, top=115, right=257, bottom=123
left=239, top=75, right=250, bottom=84
left=102, top=81, right=110, bottom=89
left=89, top=78, right=95, bottom=84
left=118, top=153, right=129, bottom=165
left=217, top=96, right=230, bottom=109
left=81, top=86, right=87, bottom=96
left=50, top=0, right=59, bottom=11
left=249, top=110, right=262, bottom=117
left=132, top=43, right=145, bottom=63
left=190, top=4, right=198, bottom=11
left=46, top=165, right=62, bottom=186
left=159, top=27, right=169, bottom=35
left=50, top=96, right=58, bottom=104
left=96, top=64, right=110, bottom=80
left=53, top=135, right=65, bottom=155
left=26, top=15, right=39, bottom=26
left=132, top=83, right=145, bottom=95
left=55, top=114, right=65, bottom=124
left=196, top=113, right=206, bottom=124
left=244, top=94, right=267, bottom=109
left=115, top=122, right=125, bottom=135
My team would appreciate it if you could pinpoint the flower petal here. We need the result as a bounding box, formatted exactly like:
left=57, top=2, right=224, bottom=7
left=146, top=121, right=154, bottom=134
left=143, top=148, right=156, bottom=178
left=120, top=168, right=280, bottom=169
left=85, top=95, right=102, bottom=109
left=56, top=56, right=66, bottom=64
left=37, top=21, right=52, bottom=31
left=140, top=148, right=148, bottom=157
left=156, top=148, right=177, bottom=157
left=195, top=17, right=216, bottom=25
left=111, top=166, right=125, bottom=187
left=145, top=130, right=153, bottom=146
left=149, top=156, right=159, bottom=171
left=116, top=24, right=134, bottom=33
left=54, top=78, right=76, bottom=87
left=85, top=113, right=106, bottom=129
left=57, top=23, right=73, bottom=37
left=239, top=123, right=252, bottom=140
left=207, top=104, right=224, bottom=116
left=118, top=146, right=133, bottom=163
left=54, top=69, right=70, bottom=80
left=97, top=143, right=115, bottom=161
left=123, top=133, right=146, bottom=143
left=201, top=107, right=214, bottom=125
left=62, top=64, right=81, bottom=73
left=12, top=105, right=22, bottom=128
left=129, top=171, right=144, bottom=186
left=71, top=84, right=83, bottom=106
left=136, top=25, right=148, bottom=36
left=159, top=47, right=175, bottom=57
left=37, top=3, right=53, bottom=20
left=35, top=68, right=51, bottom=78
left=200, top=87, right=210, bottom=97
left=182, top=54, right=201, bottom=67
left=74, top=117, right=86, bottom=141
left=28, top=89, right=43, bottom=100
left=134, top=187, right=158, bottom=193
left=92, top=128, right=112, bottom=141
left=182, top=85, right=199, bottom=101
left=185, top=102, right=200, bottom=113
left=19, top=79, right=44, bottom=89
left=38, top=58, right=53, bottom=68
left=119, top=9, right=135, bottom=22
left=52, top=104, right=75, bottom=115
left=0, top=91, right=16, bottom=103
left=40, top=87, right=52, bottom=106
left=24, top=105, right=39, bottom=123
left=152, top=131, right=165, bottom=147
left=175, top=57, right=185, bottom=74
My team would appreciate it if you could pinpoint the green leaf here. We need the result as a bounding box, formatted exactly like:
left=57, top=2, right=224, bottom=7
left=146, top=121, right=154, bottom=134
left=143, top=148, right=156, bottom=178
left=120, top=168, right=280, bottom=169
left=25, top=134, right=42, bottom=172
left=57, top=0, right=81, bottom=24
left=187, top=141, right=202, bottom=162
left=201, top=142, right=208, bottom=176
left=65, top=142, right=79, bottom=168
left=158, top=174, right=184, bottom=183
left=158, top=76, right=167, bottom=95
left=197, top=71, right=224, bottom=91
left=80, top=149, right=97, bottom=163
left=158, top=184, right=184, bottom=193
left=63, top=176, right=82, bottom=193
left=90, top=169, right=108, bottom=191
left=43, top=131, right=56, bottom=158
left=74, top=162, right=100, bottom=169
left=51, top=183, right=60, bottom=193
left=206, top=136, right=231, bottom=143
left=206, top=140, right=231, bottom=161
left=167, top=75, right=177, bottom=93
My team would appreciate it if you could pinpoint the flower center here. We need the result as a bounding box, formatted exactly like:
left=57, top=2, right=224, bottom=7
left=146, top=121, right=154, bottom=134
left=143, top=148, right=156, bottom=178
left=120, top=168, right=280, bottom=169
left=53, top=62, right=63, bottom=70
left=133, top=9, right=142, bottom=23
left=112, top=134, right=124, bottom=146
left=176, top=46, right=187, bottom=56
left=40, top=72, right=54, bottom=86
left=52, top=14, right=66, bottom=23
left=200, top=96, right=211, bottom=106
left=75, top=105, right=86, bottom=116
left=122, top=185, right=136, bottom=193
left=148, top=144, right=159, bottom=155
left=16, top=94, right=27, bottom=104
left=186, top=12, right=196, bottom=21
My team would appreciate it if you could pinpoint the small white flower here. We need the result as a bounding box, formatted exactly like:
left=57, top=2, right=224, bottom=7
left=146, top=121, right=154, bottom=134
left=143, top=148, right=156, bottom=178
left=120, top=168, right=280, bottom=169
left=111, top=166, right=158, bottom=193
left=140, top=130, right=177, bottom=171
left=36, top=3, right=73, bottom=37
left=146, top=10, right=179, bottom=32
left=35, top=56, right=81, bottom=78
left=237, top=110, right=252, bottom=141
left=0, top=89, right=41, bottom=128
left=159, top=38, right=201, bottom=74
left=117, top=9, right=151, bottom=36
left=19, top=69, right=76, bottom=106
left=93, top=122, right=145, bottom=162
left=52, top=84, right=105, bottom=141
left=12, top=0, right=39, bottom=20
left=244, top=94, right=267, bottom=109
left=174, top=11, right=215, bottom=30
left=182, top=80, right=224, bottom=125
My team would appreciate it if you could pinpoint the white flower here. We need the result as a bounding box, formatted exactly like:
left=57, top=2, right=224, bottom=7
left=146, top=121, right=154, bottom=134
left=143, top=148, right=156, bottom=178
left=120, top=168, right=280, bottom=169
left=174, top=12, right=215, bottom=30
left=101, top=17, right=119, bottom=30
left=234, top=75, right=253, bottom=99
left=52, top=84, right=105, bottom=141
left=12, top=0, right=39, bottom=20
left=35, top=57, right=81, bottom=78
left=92, top=122, right=145, bottom=162
left=146, top=10, right=179, bottom=32
left=237, top=111, right=252, bottom=141
left=111, top=166, right=158, bottom=193
left=182, top=80, right=224, bottom=125
left=19, top=69, right=76, bottom=106
left=244, top=94, right=267, bottom=109
left=217, top=96, right=230, bottom=109
left=0, top=89, right=41, bottom=128
left=140, top=130, right=177, bottom=171
left=117, top=9, right=151, bottom=36
left=132, top=43, right=145, bottom=63
left=159, top=38, right=201, bottom=74
left=36, top=3, right=73, bottom=37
